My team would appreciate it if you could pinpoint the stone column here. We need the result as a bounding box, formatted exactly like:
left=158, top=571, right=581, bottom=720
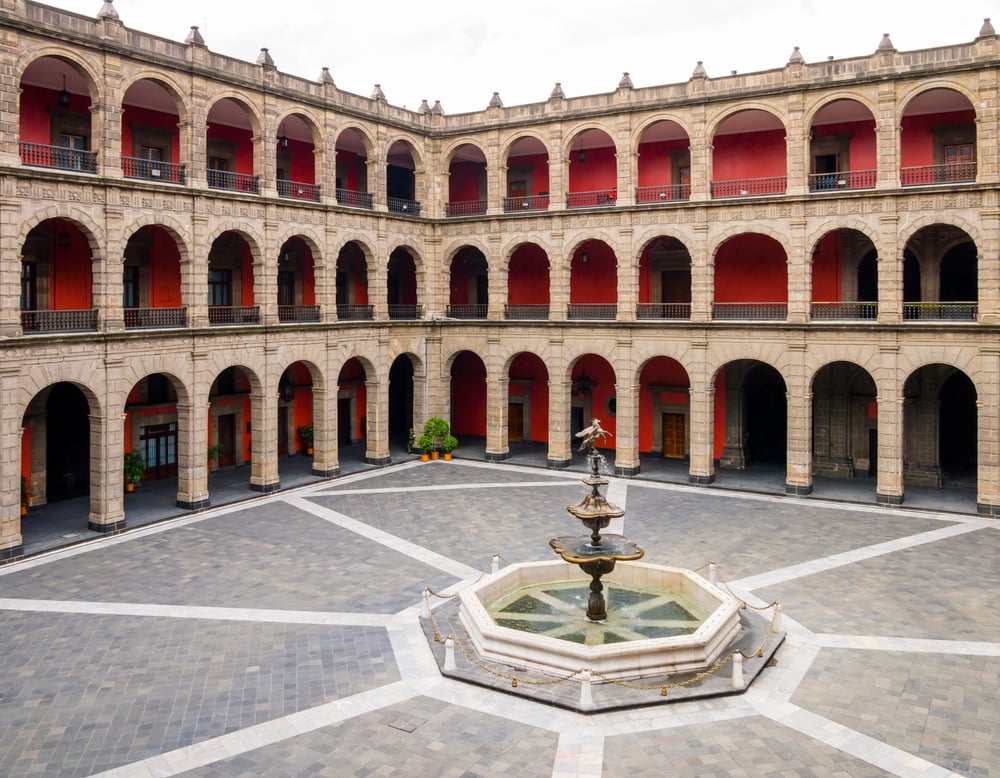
left=687, top=372, right=716, bottom=484
left=786, top=220, right=809, bottom=323
left=258, top=221, right=279, bottom=326
left=718, top=366, right=748, bottom=469
left=187, top=215, right=210, bottom=327
left=877, top=216, right=902, bottom=324
left=690, top=223, right=712, bottom=323
left=687, top=108, right=711, bottom=202
left=547, top=377, right=572, bottom=467
left=875, top=370, right=904, bottom=505
left=0, top=367, right=23, bottom=562
left=875, top=85, right=901, bottom=190
left=616, top=236, right=636, bottom=323
left=485, top=368, right=508, bottom=462
left=370, top=238, right=388, bottom=321
left=88, top=411, right=126, bottom=533
left=784, top=94, right=808, bottom=197
left=976, top=208, right=1000, bottom=323
left=175, top=400, right=209, bottom=509
left=549, top=236, right=569, bottom=322
left=976, top=349, right=1000, bottom=514
left=250, top=360, right=280, bottom=493
left=311, top=383, right=339, bottom=477
left=96, top=210, right=125, bottom=332
left=364, top=379, right=391, bottom=465
left=614, top=380, right=640, bottom=476
left=785, top=387, right=813, bottom=495
left=0, top=198, right=24, bottom=336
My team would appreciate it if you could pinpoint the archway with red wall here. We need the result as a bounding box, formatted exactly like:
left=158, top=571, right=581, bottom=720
left=451, top=351, right=487, bottom=451
left=508, top=352, right=549, bottom=444
left=569, top=355, right=616, bottom=452
left=638, top=357, right=691, bottom=457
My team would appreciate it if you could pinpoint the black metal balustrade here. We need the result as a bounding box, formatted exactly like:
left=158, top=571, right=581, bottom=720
left=122, top=157, right=185, bottom=184
left=336, top=304, right=374, bottom=321
left=124, top=307, right=187, bottom=329
left=502, top=194, right=550, bottom=212
left=278, top=305, right=321, bottom=323
left=21, top=309, right=98, bottom=333
left=335, top=189, right=374, bottom=209
left=504, top=304, right=550, bottom=320
left=567, top=190, right=617, bottom=208
left=636, top=185, right=691, bottom=203
left=446, top=304, right=487, bottom=319
left=710, top=177, right=786, bottom=198
left=808, top=170, right=876, bottom=192
left=810, top=302, right=878, bottom=320
left=207, top=170, right=259, bottom=193
left=20, top=142, right=97, bottom=173
left=208, top=306, right=260, bottom=325
left=388, top=197, right=421, bottom=216
left=903, top=302, right=977, bottom=321
left=901, top=163, right=977, bottom=186
left=277, top=179, right=321, bottom=201
left=636, top=303, right=691, bottom=320
left=445, top=200, right=487, bottom=217
left=711, top=303, right=787, bottom=320
left=387, top=304, right=422, bottom=320
left=567, top=303, right=617, bottom=320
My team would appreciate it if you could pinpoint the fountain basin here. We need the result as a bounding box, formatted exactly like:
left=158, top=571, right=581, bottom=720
left=459, top=560, right=742, bottom=682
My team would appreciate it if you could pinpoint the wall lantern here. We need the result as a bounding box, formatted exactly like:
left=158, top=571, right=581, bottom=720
left=278, top=124, right=289, bottom=150
left=572, top=371, right=595, bottom=396
left=57, top=230, right=71, bottom=249
left=577, top=147, right=586, bottom=164
left=581, top=252, right=589, bottom=265
left=58, top=74, right=71, bottom=108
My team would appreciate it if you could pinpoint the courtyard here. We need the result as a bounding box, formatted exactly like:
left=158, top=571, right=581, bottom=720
left=0, top=459, right=996, bottom=776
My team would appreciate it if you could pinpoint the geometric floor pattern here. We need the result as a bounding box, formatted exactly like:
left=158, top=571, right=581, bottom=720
left=0, top=459, right=996, bottom=777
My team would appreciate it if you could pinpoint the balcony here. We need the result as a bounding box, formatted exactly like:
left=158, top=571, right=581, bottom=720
left=636, top=185, right=691, bottom=203
left=278, top=305, right=321, bottom=323
left=388, top=304, right=422, bottom=320
left=808, top=170, right=876, bottom=192
left=336, top=189, right=373, bottom=209
left=208, top=305, right=260, bottom=325
left=636, top=303, right=691, bottom=320
left=20, top=142, right=97, bottom=173
left=446, top=304, right=487, bottom=319
left=388, top=197, right=421, bottom=216
left=810, top=302, right=878, bottom=320
left=567, top=303, right=617, bottom=320
left=901, top=163, right=977, bottom=187
left=504, top=304, right=549, bottom=320
left=122, top=156, right=185, bottom=184
left=567, top=190, right=617, bottom=209
left=277, top=179, right=320, bottom=202
left=124, top=307, right=187, bottom=329
left=712, top=303, right=787, bottom=320
left=336, top=304, right=374, bottom=321
left=445, top=200, right=487, bottom=217
left=21, top=309, right=98, bottom=333
left=503, top=194, right=550, bottom=212
left=207, top=170, right=259, bottom=194
left=903, top=302, right=977, bottom=321
left=710, top=177, right=786, bottom=198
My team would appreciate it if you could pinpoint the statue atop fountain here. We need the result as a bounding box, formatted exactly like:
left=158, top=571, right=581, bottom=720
left=549, top=418, right=643, bottom=620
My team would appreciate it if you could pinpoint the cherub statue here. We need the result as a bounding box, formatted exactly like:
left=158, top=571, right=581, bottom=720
left=576, top=417, right=611, bottom=452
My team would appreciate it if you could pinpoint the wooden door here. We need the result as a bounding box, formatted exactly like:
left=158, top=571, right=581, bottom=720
left=661, top=413, right=685, bottom=458
left=217, top=414, right=236, bottom=467
left=508, top=403, right=524, bottom=442
left=140, top=422, right=178, bottom=481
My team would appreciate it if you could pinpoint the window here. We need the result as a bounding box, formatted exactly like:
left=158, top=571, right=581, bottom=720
left=123, top=265, right=139, bottom=308
left=208, top=269, right=232, bottom=306
left=208, top=156, right=228, bottom=188
left=20, top=262, right=36, bottom=310
left=278, top=270, right=295, bottom=306
left=60, top=133, right=86, bottom=170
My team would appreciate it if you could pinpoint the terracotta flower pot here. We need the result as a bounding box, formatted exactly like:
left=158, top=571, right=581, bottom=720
left=421, top=453, right=429, bottom=462
left=306, top=447, right=313, bottom=456
left=444, top=453, right=452, bottom=461
left=432, top=451, right=439, bottom=460
left=126, top=482, right=134, bottom=493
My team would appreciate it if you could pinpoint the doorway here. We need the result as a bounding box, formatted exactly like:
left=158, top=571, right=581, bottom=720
left=217, top=414, right=236, bottom=467
left=661, top=413, right=685, bottom=458
left=508, top=403, right=524, bottom=442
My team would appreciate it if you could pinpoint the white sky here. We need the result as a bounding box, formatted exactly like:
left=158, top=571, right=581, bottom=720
left=46, top=0, right=997, bottom=114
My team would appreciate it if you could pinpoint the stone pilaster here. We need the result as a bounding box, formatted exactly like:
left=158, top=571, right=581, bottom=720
left=876, top=366, right=904, bottom=505
left=175, top=400, right=209, bottom=509
left=88, top=411, right=126, bottom=533
left=364, top=378, right=391, bottom=465
left=875, top=84, right=900, bottom=190
left=614, top=380, right=640, bottom=475
left=786, top=219, right=809, bottom=323
left=785, top=379, right=813, bottom=494
left=547, top=376, right=572, bottom=468
left=484, top=359, right=508, bottom=462
left=310, top=384, right=339, bottom=477
left=249, top=356, right=280, bottom=493
left=877, top=215, right=902, bottom=323
left=0, top=366, right=23, bottom=561
left=690, top=223, right=712, bottom=323
left=0, top=197, right=23, bottom=336
left=187, top=214, right=210, bottom=327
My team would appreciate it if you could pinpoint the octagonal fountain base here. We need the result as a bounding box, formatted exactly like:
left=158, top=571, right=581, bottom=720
left=421, top=561, right=784, bottom=712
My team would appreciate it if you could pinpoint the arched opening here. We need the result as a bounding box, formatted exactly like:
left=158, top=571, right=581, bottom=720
left=387, top=248, right=419, bottom=319
left=275, top=113, right=319, bottom=201
left=711, top=110, right=787, bottom=197
left=387, top=140, right=419, bottom=214
left=901, top=88, right=977, bottom=185
left=20, top=219, right=95, bottom=333
left=451, top=351, right=487, bottom=456
left=335, top=242, right=371, bottom=320
left=277, top=362, right=315, bottom=481
left=808, top=99, right=877, bottom=191
left=448, top=247, right=488, bottom=319
left=567, top=128, right=617, bottom=207
left=208, top=367, right=253, bottom=483
left=811, top=362, right=877, bottom=485
left=337, top=358, right=367, bottom=460
left=639, top=357, right=691, bottom=459
left=569, top=355, right=617, bottom=455
left=208, top=231, right=256, bottom=325
left=121, top=78, right=183, bottom=183
left=810, top=229, right=878, bottom=320
left=638, top=237, right=692, bottom=319
left=903, top=225, right=977, bottom=320
left=939, top=372, right=977, bottom=483
left=504, top=136, right=550, bottom=211
left=206, top=97, right=257, bottom=192
left=19, top=56, right=95, bottom=172
left=277, top=236, right=318, bottom=322
left=506, top=244, right=550, bottom=320
left=123, top=225, right=184, bottom=328
left=507, top=353, right=549, bottom=451
left=335, top=128, right=371, bottom=208
left=636, top=120, right=691, bottom=201
left=569, top=240, right=617, bottom=320
left=716, top=361, right=786, bottom=477
left=388, top=355, right=415, bottom=451
left=446, top=144, right=487, bottom=216
left=713, top=234, right=787, bottom=320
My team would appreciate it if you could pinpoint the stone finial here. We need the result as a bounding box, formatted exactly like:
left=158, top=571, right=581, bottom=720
left=418, top=99, right=431, bottom=114
left=97, top=0, right=119, bottom=21
left=431, top=100, right=444, bottom=115
left=618, top=72, right=634, bottom=89
left=185, top=25, right=205, bottom=46
left=256, top=48, right=275, bottom=67
left=979, top=18, right=996, bottom=37
left=488, top=91, right=503, bottom=108
left=877, top=33, right=895, bottom=51
left=550, top=82, right=565, bottom=99
left=371, top=83, right=385, bottom=100
left=691, top=61, right=707, bottom=78
left=788, top=46, right=804, bottom=64
left=319, top=67, right=335, bottom=86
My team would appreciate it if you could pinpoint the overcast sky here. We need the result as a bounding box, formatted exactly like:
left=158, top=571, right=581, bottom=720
left=47, top=0, right=997, bottom=113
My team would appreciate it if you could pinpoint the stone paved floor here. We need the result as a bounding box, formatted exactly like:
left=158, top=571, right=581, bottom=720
left=0, top=460, right=996, bottom=777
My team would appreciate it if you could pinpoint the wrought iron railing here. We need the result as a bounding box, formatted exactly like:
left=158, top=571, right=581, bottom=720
left=388, top=197, right=421, bottom=216
left=567, top=303, right=617, bottom=319
left=901, top=163, right=977, bottom=186
left=504, top=304, right=550, bottom=320
left=207, top=170, right=259, bottom=194
left=810, top=302, right=878, bottom=320
left=278, top=305, right=321, bottom=323
left=445, top=200, right=487, bottom=217
left=336, top=189, right=374, bottom=209
left=124, top=307, right=187, bottom=329
left=566, top=189, right=617, bottom=208
left=503, top=194, right=550, bottom=212
left=277, top=179, right=321, bottom=201
left=712, top=303, right=787, bottom=320
left=903, top=302, right=978, bottom=320
left=121, top=156, right=185, bottom=184
left=710, top=176, right=786, bottom=198
left=636, top=303, right=691, bottom=319
left=336, top=304, right=374, bottom=321
left=20, top=141, right=97, bottom=173
left=636, top=184, right=691, bottom=203
left=808, top=170, right=877, bottom=192
left=388, top=304, right=422, bottom=320
left=446, top=304, right=488, bottom=319
left=21, top=309, right=98, bottom=332
left=208, top=305, right=260, bottom=325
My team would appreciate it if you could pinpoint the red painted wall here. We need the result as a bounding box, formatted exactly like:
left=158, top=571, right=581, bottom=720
left=714, top=234, right=787, bottom=302
left=571, top=242, right=617, bottom=304
left=508, top=153, right=550, bottom=194
left=637, top=138, right=689, bottom=186
left=239, top=243, right=255, bottom=306
left=568, top=145, right=617, bottom=192
left=149, top=227, right=182, bottom=307
left=20, top=426, right=31, bottom=483
left=508, top=245, right=550, bottom=304
left=813, top=119, right=877, bottom=170
left=53, top=235, right=92, bottom=310
left=19, top=84, right=91, bottom=142
left=900, top=109, right=976, bottom=166
left=293, top=388, right=312, bottom=450
left=302, top=250, right=316, bottom=306
left=713, top=368, right=726, bottom=460
left=284, top=138, right=315, bottom=184
left=638, top=358, right=691, bottom=452
left=451, top=351, right=487, bottom=436
left=121, top=106, right=180, bottom=160
left=448, top=161, right=483, bottom=201
left=207, top=122, right=254, bottom=175
left=335, top=149, right=362, bottom=189
left=509, top=353, right=549, bottom=441
left=811, top=232, right=842, bottom=302
left=573, top=357, right=616, bottom=449
left=712, top=129, right=786, bottom=180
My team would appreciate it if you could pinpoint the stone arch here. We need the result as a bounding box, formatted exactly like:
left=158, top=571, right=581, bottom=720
left=895, top=80, right=979, bottom=124
left=630, top=113, right=695, bottom=149
left=806, top=352, right=885, bottom=397
left=17, top=372, right=104, bottom=423
left=382, top=134, right=425, bottom=169
left=205, top=92, right=263, bottom=135
left=499, top=342, right=559, bottom=374
left=205, top=224, right=265, bottom=264
left=706, top=103, right=788, bottom=138
left=335, top=123, right=376, bottom=158
left=206, top=360, right=264, bottom=396
left=562, top=122, right=618, bottom=160
left=441, top=138, right=489, bottom=166
left=803, top=92, right=879, bottom=128
left=805, top=218, right=880, bottom=255
left=16, top=207, right=105, bottom=256
left=500, top=238, right=554, bottom=267
left=633, top=230, right=695, bottom=266
left=119, top=70, right=191, bottom=124
left=499, top=132, right=551, bottom=162
left=275, top=227, right=325, bottom=266
left=443, top=238, right=493, bottom=269
left=274, top=106, right=325, bottom=145
left=118, top=362, right=193, bottom=408
left=16, top=49, right=104, bottom=104
left=332, top=233, right=377, bottom=265
left=898, top=214, right=981, bottom=250
left=564, top=232, right=622, bottom=262
left=708, top=225, right=792, bottom=260
left=122, top=214, right=193, bottom=264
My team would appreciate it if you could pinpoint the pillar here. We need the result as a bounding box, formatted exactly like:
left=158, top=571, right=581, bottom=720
left=364, top=378, right=391, bottom=465
left=175, top=400, right=209, bottom=509
left=0, top=367, right=23, bottom=561
left=785, top=389, right=813, bottom=495
left=485, top=371, right=508, bottom=462
left=688, top=371, right=716, bottom=484
left=548, top=377, right=572, bottom=468
left=311, top=384, right=339, bottom=477
left=977, top=350, right=1000, bottom=514
left=250, top=360, right=280, bottom=493
left=876, top=373, right=904, bottom=505
left=88, top=411, right=126, bottom=533
left=614, top=380, right=640, bottom=476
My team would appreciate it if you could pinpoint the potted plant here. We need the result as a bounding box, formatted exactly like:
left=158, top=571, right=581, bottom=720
left=20, top=475, right=30, bottom=516
left=297, top=425, right=314, bottom=456
left=422, top=417, right=450, bottom=460
left=207, top=443, right=224, bottom=469
left=441, top=434, right=458, bottom=461
left=417, top=433, right=434, bottom=462
left=123, top=451, right=145, bottom=492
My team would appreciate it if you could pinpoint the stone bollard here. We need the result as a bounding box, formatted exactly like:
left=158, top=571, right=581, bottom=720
left=579, top=669, right=593, bottom=710
left=444, top=637, right=456, bottom=671
left=490, top=554, right=501, bottom=574
left=731, top=652, right=744, bottom=689
left=773, top=603, right=782, bottom=632
left=708, top=563, right=718, bottom=585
